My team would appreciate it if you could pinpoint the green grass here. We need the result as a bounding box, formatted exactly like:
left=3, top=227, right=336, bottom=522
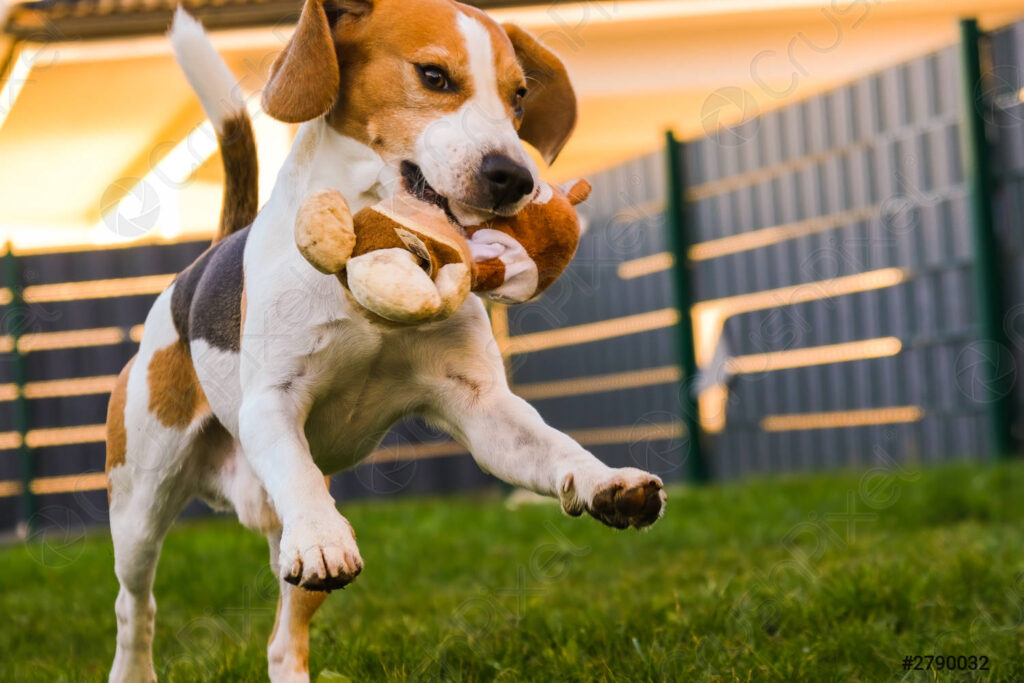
left=2, top=461, right=1023, bottom=681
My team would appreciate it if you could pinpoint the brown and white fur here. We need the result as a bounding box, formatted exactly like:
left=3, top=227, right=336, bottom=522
left=106, top=2, right=666, bottom=681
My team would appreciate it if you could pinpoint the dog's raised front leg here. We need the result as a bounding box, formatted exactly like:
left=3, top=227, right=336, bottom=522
left=431, top=381, right=666, bottom=529
left=238, top=389, right=362, bottom=590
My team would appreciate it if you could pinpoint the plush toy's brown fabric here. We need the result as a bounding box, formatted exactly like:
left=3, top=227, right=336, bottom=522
left=473, top=260, right=507, bottom=291
left=349, top=199, right=470, bottom=277
left=467, top=178, right=590, bottom=297
left=293, top=178, right=589, bottom=321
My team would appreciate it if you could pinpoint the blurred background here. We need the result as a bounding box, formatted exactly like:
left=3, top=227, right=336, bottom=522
left=3, top=0, right=1024, bottom=536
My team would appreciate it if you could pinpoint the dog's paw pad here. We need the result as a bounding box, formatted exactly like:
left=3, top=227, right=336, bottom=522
left=587, top=471, right=666, bottom=530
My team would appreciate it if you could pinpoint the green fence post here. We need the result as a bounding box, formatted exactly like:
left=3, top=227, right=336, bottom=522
left=664, top=131, right=709, bottom=482
left=958, top=19, right=1015, bottom=459
left=4, top=242, right=34, bottom=532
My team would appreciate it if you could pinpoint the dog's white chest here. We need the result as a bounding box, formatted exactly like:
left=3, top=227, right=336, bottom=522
left=300, top=331, right=426, bottom=473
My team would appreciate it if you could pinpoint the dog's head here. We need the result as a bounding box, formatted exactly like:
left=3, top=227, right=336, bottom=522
left=262, top=0, right=576, bottom=223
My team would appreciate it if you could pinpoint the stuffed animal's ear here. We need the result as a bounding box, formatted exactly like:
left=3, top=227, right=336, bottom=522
left=295, top=189, right=355, bottom=273
left=262, top=0, right=371, bottom=123
left=503, top=24, right=577, bottom=165
left=564, top=178, right=591, bottom=206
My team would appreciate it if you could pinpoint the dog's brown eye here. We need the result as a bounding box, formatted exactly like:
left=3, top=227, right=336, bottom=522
left=513, top=87, right=527, bottom=116
left=415, top=64, right=454, bottom=93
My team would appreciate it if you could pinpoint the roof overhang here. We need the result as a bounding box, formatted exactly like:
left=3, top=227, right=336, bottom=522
left=2, top=0, right=1024, bottom=250
left=1, top=0, right=559, bottom=42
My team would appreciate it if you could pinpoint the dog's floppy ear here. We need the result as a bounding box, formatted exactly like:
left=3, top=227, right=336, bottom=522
left=502, top=24, right=577, bottom=165
left=262, top=0, right=370, bottom=123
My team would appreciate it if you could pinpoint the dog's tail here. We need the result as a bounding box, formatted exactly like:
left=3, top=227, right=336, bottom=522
left=169, top=7, right=257, bottom=242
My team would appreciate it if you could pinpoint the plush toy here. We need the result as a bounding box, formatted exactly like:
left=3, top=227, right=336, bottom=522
left=295, top=179, right=590, bottom=323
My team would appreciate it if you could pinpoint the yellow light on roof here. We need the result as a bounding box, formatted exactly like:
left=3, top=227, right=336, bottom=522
left=0, top=47, right=36, bottom=134
left=93, top=121, right=219, bottom=244
left=490, top=0, right=844, bottom=27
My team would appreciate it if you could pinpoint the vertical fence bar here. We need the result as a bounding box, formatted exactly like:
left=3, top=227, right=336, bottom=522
left=958, top=19, right=1015, bottom=459
left=664, top=131, right=709, bottom=482
left=3, top=243, right=34, bottom=532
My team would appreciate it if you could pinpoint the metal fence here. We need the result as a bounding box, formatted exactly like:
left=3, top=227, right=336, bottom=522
left=1, top=17, right=1022, bottom=533
left=685, top=37, right=980, bottom=478
left=499, top=19, right=1020, bottom=481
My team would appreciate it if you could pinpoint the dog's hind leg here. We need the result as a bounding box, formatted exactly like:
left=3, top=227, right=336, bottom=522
left=107, top=475, right=189, bottom=683
left=107, top=287, right=226, bottom=682
left=205, top=448, right=328, bottom=683
left=106, top=361, right=198, bottom=682
left=266, top=528, right=329, bottom=683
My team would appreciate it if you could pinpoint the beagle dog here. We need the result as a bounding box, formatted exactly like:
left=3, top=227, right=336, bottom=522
left=106, top=2, right=666, bottom=681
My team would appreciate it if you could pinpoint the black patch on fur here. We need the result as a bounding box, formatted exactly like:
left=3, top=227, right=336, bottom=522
left=170, top=226, right=250, bottom=352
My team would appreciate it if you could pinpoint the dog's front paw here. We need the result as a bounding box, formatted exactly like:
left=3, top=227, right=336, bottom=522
left=279, top=515, right=362, bottom=591
left=560, top=467, right=666, bottom=530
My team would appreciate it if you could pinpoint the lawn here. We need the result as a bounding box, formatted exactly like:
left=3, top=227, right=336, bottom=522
left=1, top=461, right=1023, bottom=681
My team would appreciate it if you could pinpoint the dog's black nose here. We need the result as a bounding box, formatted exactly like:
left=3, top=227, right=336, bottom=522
left=480, top=153, right=534, bottom=207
